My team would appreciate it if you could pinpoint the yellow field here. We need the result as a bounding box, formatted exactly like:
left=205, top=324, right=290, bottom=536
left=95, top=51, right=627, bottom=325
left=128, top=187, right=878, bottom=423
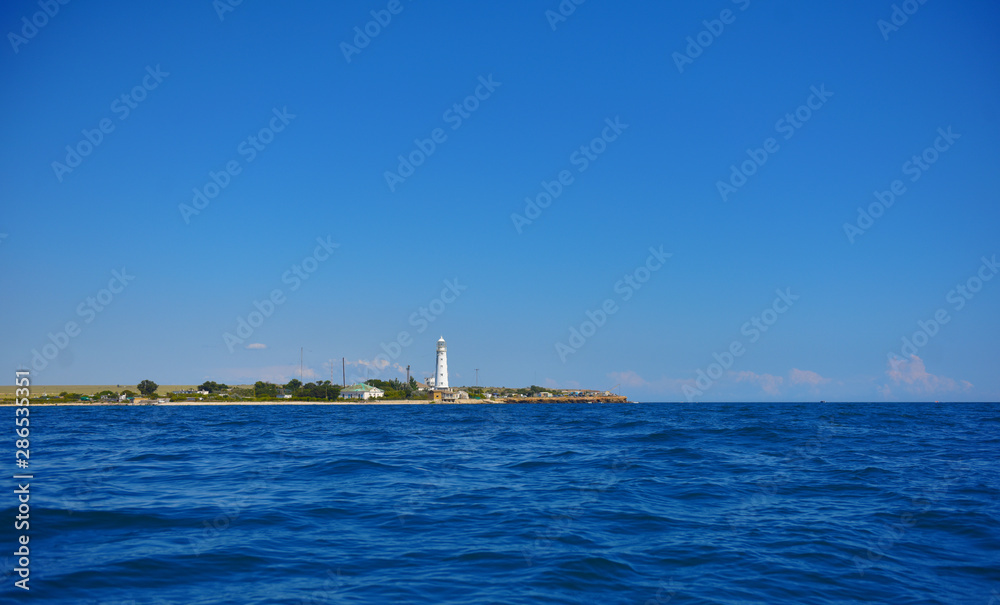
left=0, top=385, right=197, bottom=396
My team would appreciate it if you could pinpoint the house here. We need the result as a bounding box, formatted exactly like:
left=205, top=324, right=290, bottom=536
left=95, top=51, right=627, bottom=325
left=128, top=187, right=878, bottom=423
left=539, top=392, right=553, bottom=398
left=276, top=388, right=293, bottom=399
left=341, top=383, right=385, bottom=400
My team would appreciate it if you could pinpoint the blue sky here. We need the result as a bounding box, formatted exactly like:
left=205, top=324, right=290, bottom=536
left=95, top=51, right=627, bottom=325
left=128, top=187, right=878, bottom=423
left=2, top=0, right=998, bottom=401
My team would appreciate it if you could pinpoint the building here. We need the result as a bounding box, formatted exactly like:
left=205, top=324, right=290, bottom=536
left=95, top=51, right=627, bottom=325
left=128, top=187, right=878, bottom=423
left=435, top=337, right=449, bottom=389
left=341, top=383, right=385, bottom=400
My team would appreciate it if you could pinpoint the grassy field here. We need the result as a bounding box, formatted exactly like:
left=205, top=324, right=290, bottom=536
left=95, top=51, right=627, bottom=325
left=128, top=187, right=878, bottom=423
left=0, top=385, right=197, bottom=396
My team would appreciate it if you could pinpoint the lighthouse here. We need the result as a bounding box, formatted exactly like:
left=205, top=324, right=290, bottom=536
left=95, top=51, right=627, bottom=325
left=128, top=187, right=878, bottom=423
left=435, top=336, right=449, bottom=390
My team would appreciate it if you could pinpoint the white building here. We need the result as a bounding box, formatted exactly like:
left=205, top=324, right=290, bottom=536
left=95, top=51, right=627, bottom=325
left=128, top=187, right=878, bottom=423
left=435, top=337, right=449, bottom=390
left=341, top=384, right=385, bottom=400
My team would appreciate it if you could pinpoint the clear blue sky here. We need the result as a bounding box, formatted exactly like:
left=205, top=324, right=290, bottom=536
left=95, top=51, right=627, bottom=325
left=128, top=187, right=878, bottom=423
left=2, top=0, right=998, bottom=401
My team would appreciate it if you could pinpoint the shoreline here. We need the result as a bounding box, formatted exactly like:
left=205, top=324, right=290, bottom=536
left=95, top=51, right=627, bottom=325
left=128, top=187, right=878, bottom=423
left=0, top=398, right=634, bottom=406
left=1, top=400, right=460, bottom=406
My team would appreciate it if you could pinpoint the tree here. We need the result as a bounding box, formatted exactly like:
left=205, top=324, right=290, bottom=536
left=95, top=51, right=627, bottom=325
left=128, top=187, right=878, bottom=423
left=294, top=381, right=340, bottom=400
left=137, top=380, right=158, bottom=396
left=199, top=381, right=228, bottom=393
left=254, top=381, right=277, bottom=398
left=285, top=379, right=303, bottom=391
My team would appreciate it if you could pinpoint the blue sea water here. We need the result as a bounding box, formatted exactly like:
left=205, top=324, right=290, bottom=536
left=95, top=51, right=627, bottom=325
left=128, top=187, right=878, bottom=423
left=4, top=402, right=1000, bottom=604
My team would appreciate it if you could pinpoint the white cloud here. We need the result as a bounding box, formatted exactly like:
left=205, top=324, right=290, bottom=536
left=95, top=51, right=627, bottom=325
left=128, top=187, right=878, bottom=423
left=884, top=355, right=972, bottom=395
left=245, top=343, right=267, bottom=350
left=606, top=371, right=697, bottom=392
left=730, top=370, right=784, bottom=395
left=608, top=370, right=646, bottom=388
left=344, top=358, right=408, bottom=384
left=789, top=368, right=831, bottom=386
left=216, top=365, right=318, bottom=384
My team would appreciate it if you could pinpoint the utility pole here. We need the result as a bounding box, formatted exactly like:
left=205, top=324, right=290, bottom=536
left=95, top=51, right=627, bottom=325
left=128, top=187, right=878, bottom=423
left=300, top=347, right=303, bottom=381
left=406, top=365, right=410, bottom=384
left=342, top=357, right=346, bottom=387
left=475, top=368, right=479, bottom=387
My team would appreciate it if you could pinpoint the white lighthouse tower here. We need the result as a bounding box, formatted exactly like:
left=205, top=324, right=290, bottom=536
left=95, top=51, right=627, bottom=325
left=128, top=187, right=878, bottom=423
left=435, top=336, right=449, bottom=390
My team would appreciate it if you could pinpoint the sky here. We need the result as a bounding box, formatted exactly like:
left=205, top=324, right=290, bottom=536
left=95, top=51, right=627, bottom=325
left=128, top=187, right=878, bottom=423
left=2, top=0, right=998, bottom=402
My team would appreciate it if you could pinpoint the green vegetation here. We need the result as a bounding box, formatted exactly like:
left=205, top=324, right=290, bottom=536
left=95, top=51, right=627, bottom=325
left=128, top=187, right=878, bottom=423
left=366, top=377, right=420, bottom=399
left=198, top=381, right=229, bottom=393
left=251, top=379, right=341, bottom=401
left=137, top=380, right=158, bottom=396
left=0, top=378, right=609, bottom=405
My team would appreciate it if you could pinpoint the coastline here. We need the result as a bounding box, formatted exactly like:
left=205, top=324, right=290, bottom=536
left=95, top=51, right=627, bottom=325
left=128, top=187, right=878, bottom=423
left=0, top=399, right=492, bottom=406
left=0, top=398, right=633, bottom=406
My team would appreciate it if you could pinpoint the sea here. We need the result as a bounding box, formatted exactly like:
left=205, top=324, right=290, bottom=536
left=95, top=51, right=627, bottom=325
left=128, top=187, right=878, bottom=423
left=5, top=402, right=999, bottom=604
